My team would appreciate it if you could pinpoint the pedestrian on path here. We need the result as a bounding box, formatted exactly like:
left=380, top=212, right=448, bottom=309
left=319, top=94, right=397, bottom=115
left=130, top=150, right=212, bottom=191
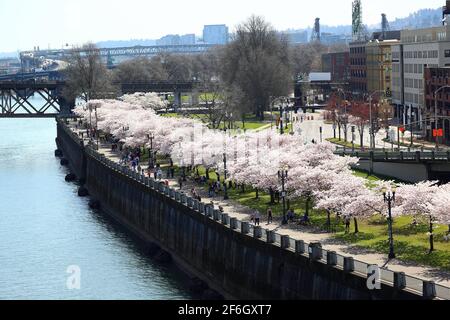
left=178, top=177, right=183, bottom=190
left=267, top=207, right=273, bottom=225
left=344, top=215, right=351, bottom=234
left=254, top=210, right=261, bottom=226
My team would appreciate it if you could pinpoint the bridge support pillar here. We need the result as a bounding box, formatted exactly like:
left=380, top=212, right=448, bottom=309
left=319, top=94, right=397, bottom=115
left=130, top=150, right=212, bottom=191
left=191, top=91, right=199, bottom=106
left=174, top=91, right=182, bottom=112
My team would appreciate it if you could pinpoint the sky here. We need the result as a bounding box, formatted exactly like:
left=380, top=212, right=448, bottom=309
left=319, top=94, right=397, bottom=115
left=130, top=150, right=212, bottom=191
left=0, top=0, right=444, bottom=52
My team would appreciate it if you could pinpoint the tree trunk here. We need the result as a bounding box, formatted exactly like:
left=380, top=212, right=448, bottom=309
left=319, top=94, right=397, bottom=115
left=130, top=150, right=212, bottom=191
left=429, top=216, right=434, bottom=253
left=326, top=210, right=331, bottom=232
left=241, top=184, right=245, bottom=193
left=354, top=218, right=359, bottom=234
left=269, top=189, right=275, bottom=204
left=305, top=197, right=310, bottom=218
left=206, top=168, right=210, bottom=180
left=360, top=133, right=364, bottom=148
left=255, top=188, right=259, bottom=199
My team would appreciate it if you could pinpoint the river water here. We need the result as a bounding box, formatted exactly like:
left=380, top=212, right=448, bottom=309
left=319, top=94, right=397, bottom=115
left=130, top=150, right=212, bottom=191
left=0, top=115, right=193, bottom=300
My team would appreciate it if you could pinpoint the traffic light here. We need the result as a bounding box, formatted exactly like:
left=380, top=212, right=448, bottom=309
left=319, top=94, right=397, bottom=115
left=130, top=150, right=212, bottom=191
left=386, top=88, right=392, bottom=98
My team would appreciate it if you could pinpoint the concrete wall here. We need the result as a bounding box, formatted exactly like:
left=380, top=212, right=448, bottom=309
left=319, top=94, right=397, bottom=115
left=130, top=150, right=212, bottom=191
left=56, top=121, right=421, bottom=300
left=356, top=161, right=429, bottom=183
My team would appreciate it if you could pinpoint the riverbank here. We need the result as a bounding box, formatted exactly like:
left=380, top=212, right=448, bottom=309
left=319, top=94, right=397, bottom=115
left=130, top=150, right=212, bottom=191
left=56, top=117, right=449, bottom=300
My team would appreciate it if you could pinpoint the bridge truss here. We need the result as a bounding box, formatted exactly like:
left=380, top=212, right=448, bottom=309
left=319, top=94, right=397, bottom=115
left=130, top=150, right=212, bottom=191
left=0, top=82, right=63, bottom=117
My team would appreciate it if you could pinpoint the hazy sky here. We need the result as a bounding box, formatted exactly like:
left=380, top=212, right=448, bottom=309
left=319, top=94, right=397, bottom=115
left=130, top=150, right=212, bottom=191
left=0, top=0, right=444, bottom=52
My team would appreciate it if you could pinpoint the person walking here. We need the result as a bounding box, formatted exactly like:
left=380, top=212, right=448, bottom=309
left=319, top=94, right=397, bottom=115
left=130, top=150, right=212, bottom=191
left=344, top=215, right=351, bottom=234
left=254, top=210, right=261, bottom=226
left=267, top=207, right=273, bottom=225
left=178, top=176, right=183, bottom=190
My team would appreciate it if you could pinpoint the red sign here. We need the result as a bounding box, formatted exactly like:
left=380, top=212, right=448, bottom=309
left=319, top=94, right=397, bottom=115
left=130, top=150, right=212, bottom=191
left=399, top=127, right=406, bottom=133
left=433, top=129, right=444, bottom=137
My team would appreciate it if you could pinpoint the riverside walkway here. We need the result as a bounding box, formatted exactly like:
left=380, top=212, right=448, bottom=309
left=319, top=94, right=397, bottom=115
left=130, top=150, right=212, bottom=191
left=66, top=119, right=450, bottom=299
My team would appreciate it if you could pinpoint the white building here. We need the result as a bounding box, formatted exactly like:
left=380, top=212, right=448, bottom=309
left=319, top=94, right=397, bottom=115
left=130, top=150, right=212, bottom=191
left=203, top=25, right=229, bottom=45
left=391, top=25, right=450, bottom=129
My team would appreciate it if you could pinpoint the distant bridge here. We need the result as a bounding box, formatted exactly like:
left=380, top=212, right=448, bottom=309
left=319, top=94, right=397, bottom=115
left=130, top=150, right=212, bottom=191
left=20, top=44, right=216, bottom=68
left=0, top=81, right=72, bottom=117
left=0, top=71, right=62, bottom=82
left=0, top=79, right=204, bottom=118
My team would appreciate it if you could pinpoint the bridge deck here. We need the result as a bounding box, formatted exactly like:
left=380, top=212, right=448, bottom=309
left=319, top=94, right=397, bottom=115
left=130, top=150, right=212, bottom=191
left=335, top=150, right=450, bottom=162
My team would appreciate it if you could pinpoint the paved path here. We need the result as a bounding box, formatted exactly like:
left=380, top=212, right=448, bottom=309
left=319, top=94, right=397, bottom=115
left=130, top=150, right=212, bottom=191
left=68, top=119, right=450, bottom=292
left=294, top=110, right=449, bottom=151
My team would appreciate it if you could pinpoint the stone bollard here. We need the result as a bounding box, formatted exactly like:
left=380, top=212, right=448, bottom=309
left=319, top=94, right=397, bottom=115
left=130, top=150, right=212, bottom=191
left=422, top=281, right=436, bottom=300
left=295, top=240, right=305, bottom=254
left=230, top=218, right=238, bottom=230
left=241, top=222, right=250, bottom=235
left=327, top=251, right=337, bottom=266
left=343, top=257, right=355, bottom=273
left=308, top=242, right=322, bottom=261
left=280, top=236, right=290, bottom=249
left=221, top=214, right=229, bottom=225
left=266, top=230, right=275, bottom=244
left=253, top=226, right=262, bottom=239
left=212, top=209, right=220, bottom=220
left=393, top=272, right=406, bottom=290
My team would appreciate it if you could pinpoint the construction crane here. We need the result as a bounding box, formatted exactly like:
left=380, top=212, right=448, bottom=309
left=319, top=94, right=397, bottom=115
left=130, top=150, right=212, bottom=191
left=443, top=0, right=450, bottom=25
left=311, top=18, right=321, bottom=42
left=352, top=0, right=365, bottom=41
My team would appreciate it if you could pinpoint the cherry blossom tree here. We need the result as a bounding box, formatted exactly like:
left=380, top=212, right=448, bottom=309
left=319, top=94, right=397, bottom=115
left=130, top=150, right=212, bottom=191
left=395, top=181, right=440, bottom=253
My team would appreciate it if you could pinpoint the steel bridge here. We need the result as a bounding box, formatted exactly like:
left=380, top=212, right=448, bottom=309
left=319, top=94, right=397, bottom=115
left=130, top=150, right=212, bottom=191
left=0, top=81, right=69, bottom=118
left=20, top=44, right=215, bottom=65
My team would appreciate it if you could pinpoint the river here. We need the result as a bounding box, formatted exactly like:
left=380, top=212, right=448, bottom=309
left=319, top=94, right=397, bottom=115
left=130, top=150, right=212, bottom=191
left=0, top=113, right=193, bottom=300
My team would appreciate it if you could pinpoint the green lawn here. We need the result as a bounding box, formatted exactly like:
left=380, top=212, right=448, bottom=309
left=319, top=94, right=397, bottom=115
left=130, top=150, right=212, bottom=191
left=327, top=138, right=361, bottom=149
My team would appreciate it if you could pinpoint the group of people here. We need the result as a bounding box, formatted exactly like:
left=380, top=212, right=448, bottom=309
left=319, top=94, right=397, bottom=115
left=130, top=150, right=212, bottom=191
left=191, top=188, right=202, bottom=202
left=208, top=181, right=224, bottom=198
left=119, top=150, right=142, bottom=173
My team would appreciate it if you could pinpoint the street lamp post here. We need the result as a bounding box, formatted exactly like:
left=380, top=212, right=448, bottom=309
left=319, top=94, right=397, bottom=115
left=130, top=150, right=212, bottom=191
left=223, top=153, right=229, bottom=200
left=280, top=105, right=284, bottom=135
left=383, top=187, right=397, bottom=259
left=278, top=169, right=288, bottom=225
left=433, top=86, right=450, bottom=150
left=147, top=133, right=155, bottom=169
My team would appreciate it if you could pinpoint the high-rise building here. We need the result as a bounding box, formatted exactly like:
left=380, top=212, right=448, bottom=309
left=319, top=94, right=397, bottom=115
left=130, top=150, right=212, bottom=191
left=322, top=52, right=350, bottom=83
left=285, top=31, right=308, bottom=44
left=203, top=25, right=229, bottom=45
left=180, top=34, right=196, bottom=45
left=156, top=34, right=196, bottom=46
left=391, top=26, right=450, bottom=128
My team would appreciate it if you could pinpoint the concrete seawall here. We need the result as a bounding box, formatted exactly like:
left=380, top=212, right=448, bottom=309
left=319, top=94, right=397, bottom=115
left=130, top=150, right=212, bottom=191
left=56, top=120, right=421, bottom=300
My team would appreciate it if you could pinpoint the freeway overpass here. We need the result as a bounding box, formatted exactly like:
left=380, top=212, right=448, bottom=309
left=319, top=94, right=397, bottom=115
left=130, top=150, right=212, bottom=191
left=335, top=150, right=450, bottom=183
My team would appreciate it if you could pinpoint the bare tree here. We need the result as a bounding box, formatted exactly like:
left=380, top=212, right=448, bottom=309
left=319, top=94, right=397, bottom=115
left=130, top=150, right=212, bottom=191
left=221, top=16, right=291, bottom=120
left=114, top=56, right=168, bottom=82
left=63, top=43, right=117, bottom=102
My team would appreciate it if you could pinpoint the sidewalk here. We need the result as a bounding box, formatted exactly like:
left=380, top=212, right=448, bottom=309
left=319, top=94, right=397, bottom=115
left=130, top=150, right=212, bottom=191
left=68, top=119, right=450, bottom=290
